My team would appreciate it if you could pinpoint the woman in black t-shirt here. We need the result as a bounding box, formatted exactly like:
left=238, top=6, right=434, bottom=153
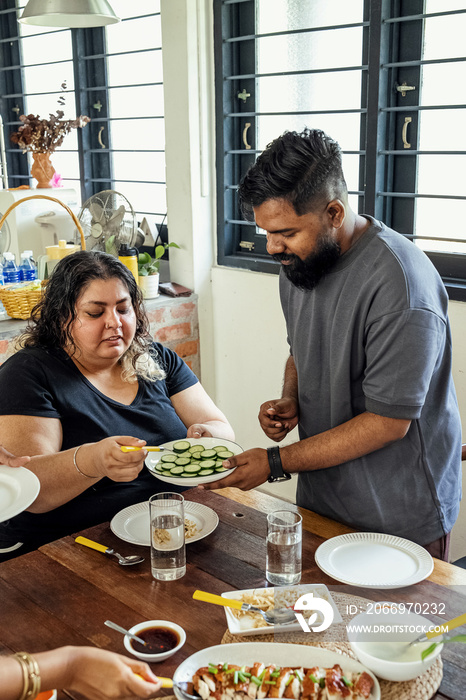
left=0, top=251, right=234, bottom=559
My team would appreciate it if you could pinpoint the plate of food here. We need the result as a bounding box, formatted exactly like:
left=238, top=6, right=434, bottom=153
left=110, top=500, right=219, bottom=546
left=0, top=465, right=40, bottom=523
left=173, top=641, right=380, bottom=700
left=221, top=584, right=342, bottom=636
left=145, top=437, right=242, bottom=486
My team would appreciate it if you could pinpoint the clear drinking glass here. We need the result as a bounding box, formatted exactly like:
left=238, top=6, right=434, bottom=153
left=149, top=492, right=186, bottom=581
left=266, top=510, right=302, bottom=585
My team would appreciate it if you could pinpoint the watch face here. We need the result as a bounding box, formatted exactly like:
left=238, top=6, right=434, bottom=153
left=268, top=474, right=291, bottom=483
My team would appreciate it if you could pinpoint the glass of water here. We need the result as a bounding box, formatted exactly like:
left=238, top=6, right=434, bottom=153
left=149, top=492, right=186, bottom=581
left=266, top=510, right=302, bottom=585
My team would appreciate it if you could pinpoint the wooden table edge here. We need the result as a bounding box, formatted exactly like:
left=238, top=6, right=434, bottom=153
left=215, top=487, right=466, bottom=587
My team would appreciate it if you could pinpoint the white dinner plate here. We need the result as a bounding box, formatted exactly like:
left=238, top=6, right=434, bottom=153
left=315, top=532, right=434, bottom=588
left=0, top=465, right=40, bottom=523
left=221, top=584, right=342, bottom=636
left=145, top=437, right=242, bottom=487
left=173, top=642, right=380, bottom=700
left=110, top=499, right=219, bottom=546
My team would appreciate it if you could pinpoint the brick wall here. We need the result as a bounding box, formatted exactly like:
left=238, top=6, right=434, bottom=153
left=0, top=294, right=200, bottom=378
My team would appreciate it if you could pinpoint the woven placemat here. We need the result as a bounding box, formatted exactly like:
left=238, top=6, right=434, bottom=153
left=220, top=592, right=443, bottom=700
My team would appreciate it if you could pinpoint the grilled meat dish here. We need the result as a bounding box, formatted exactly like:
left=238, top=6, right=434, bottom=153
left=192, top=662, right=374, bottom=700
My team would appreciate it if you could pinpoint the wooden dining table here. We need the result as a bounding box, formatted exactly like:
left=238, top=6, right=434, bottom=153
left=0, top=486, right=465, bottom=700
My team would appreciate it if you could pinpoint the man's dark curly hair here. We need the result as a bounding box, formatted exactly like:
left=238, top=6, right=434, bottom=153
left=20, top=251, right=152, bottom=371
left=238, top=128, right=347, bottom=220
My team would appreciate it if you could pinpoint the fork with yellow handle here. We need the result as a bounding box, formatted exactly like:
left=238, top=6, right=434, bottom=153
left=121, top=446, right=165, bottom=452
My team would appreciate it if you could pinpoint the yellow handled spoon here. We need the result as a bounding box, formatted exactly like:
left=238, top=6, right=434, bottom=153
left=121, top=445, right=165, bottom=452
left=134, top=676, right=199, bottom=700
left=409, top=612, right=466, bottom=645
left=192, top=589, right=296, bottom=626
left=75, top=536, right=145, bottom=566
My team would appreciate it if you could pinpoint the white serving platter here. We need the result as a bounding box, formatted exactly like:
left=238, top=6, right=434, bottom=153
left=220, top=584, right=342, bottom=636
left=145, top=437, right=242, bottom=486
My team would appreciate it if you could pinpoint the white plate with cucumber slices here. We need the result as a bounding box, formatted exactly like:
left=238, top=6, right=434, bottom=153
left=145, top=437, right=243, bottom=486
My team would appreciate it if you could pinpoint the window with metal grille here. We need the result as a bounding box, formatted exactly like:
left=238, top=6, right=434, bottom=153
left=215, top=0, right=466, bottom=300
left=0, top=0, right=166, bottom=229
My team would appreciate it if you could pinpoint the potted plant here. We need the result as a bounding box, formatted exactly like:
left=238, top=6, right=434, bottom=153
left=138, top=242, right=180, bottom=299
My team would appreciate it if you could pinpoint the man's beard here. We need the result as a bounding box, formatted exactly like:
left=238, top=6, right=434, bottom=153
left=273, top=234, right=341, bottom=290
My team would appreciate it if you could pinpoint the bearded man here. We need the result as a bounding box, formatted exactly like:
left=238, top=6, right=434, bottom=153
left=205, top=128, right=462, bottom=561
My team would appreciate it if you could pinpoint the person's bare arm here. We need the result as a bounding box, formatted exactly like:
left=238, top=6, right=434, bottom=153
left=0, top=415, right=148, bottom=513
left=170, top=382, right=235, bottom=440
left=0, top=646, right=161, bottom=700
left=204, top=411, right=411, bottom=490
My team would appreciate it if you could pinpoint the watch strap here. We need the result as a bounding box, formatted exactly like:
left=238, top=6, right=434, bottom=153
left=267, top=446, right=291, bottom=482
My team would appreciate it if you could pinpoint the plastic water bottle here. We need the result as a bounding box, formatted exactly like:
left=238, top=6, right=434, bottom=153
left=19, top=250, right=37, bottom=281
left=2, top=252, right=21, bottom=283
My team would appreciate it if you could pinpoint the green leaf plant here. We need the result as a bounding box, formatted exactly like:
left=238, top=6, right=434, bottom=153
left=138, top=242, right=180, bottom=276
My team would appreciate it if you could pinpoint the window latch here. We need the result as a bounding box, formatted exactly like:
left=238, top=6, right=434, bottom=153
left=395, top=82, right=416, bottom=98
left=237, top=89, right=251, bottom=102
left=239, top=240, right=254, bottom=251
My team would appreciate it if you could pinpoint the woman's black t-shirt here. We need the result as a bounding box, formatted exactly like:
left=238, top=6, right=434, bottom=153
left=0, top=343, right=198, bottom=555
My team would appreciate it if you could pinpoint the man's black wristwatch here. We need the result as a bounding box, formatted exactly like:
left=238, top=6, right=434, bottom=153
left=267, top=446, right=291, bottom=483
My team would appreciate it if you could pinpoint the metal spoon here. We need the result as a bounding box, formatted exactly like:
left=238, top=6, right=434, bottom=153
left=105, top=620, right=150, bottom=647
left=192, top=589, right=297, bottom=626
left=159, top=677, right=201, bottom=700
left=75, top=536, right=145, bottom=565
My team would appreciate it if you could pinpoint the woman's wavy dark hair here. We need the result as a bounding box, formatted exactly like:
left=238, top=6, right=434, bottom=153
left=238, top=128, right=348, bottom=220
left=19, top=251, right=161, bottom=380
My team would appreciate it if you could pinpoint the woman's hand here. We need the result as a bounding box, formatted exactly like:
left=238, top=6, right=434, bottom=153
left=65, top=646, right=162, bottom=699
left=187, top=424, right=213, bottom=438
left=82, top=437, right=148, bottom=481
left=0, top=445, right=30, bottom=468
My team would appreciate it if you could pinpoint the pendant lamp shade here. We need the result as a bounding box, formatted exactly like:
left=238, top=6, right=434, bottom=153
left=19, top=0, right=120, bottom=27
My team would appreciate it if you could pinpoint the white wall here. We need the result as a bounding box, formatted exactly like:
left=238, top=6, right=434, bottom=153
left=162, top=0, right=466, bottom=560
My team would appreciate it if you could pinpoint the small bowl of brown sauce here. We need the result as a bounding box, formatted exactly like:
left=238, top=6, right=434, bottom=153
left=124, top=619, right=186, bottom=662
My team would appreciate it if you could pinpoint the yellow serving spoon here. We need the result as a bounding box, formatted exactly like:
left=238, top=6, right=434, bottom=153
left=410, top=612, right=466, bottom=645
left=121, top=446, right=165, bottom=452
left=192, top=589, right=296, bottom=625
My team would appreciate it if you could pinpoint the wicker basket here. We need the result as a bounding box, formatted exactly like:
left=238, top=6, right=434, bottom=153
left=0, top=193, right=85, bottom=320
left=0, top=281, right=43, bottom=320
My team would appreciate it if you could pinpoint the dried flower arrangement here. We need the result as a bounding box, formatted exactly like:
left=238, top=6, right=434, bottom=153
left=10, top=83, right=90, bottom=154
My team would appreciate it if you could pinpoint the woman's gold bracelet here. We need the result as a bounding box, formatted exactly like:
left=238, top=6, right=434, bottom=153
left=73, top=445, right=98, bottom=479
left=13, top=652, right=41, bottom=700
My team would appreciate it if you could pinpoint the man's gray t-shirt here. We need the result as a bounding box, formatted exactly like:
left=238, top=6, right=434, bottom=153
left=279, top=216, right=462, bottom=545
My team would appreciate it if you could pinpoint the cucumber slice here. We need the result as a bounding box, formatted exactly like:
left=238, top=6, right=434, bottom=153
left=180, top=470, right=196, bottom=477
left=160, top=461, right=176, bottom=470
left=191, top=452, right=202, bottom=460
left=215, top=460, right=224, bottom=468
left=200, top=459, right=216, bottom=469
left=217, top=450, right=234, bottom=459
left=213, top=445, right=228, bottom=453
left=184, top=464, right=202, bottom=474
left=175, top=457, right=191, bottom=467
left=200, top=449, right=216, bottom=460
left=198, top=468, right=215, bottom=476
left=173, top=440, right=191, bottom=453
left=214, top=467, right=228, bottom=473
left=169, top=466, right=185, bottom=475
left=189, top=445, right=204, bottom=454
left=161, top=453, right=178, bottom=463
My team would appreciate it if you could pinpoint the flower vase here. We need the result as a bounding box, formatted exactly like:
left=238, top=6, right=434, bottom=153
left=31, top=152, right=55, bottom=188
